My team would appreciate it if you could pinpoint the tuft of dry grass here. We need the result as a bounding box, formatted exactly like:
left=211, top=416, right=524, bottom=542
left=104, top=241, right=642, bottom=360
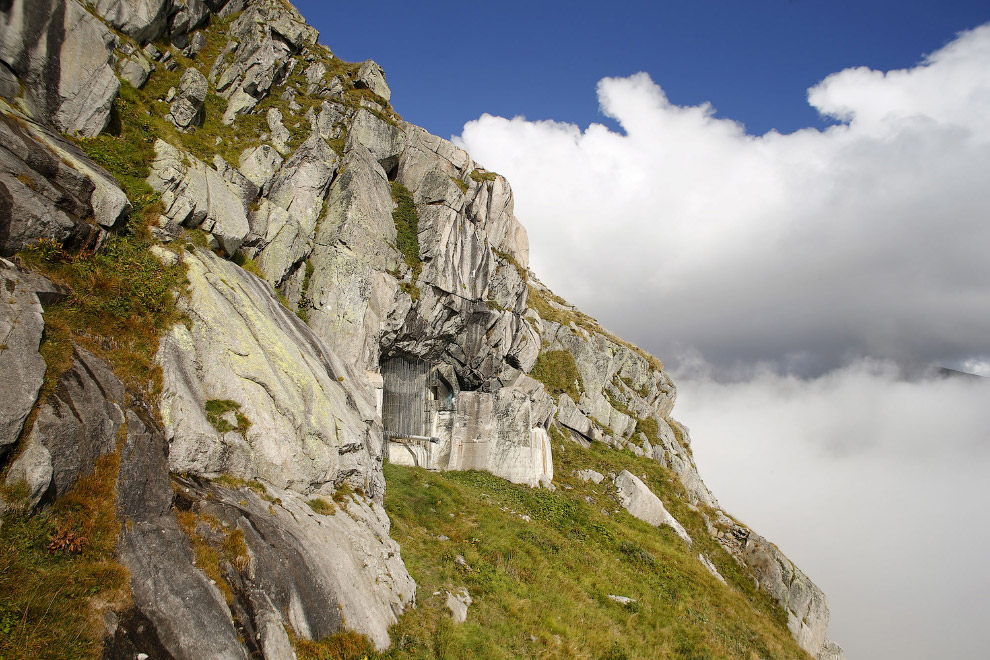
left=0, top=452, right=130, bottom=660
left=19, top=235, right=187, bottom=398
left=294, top=629, right=379, bottom=660
left=307, top=498, right=336, bottom=515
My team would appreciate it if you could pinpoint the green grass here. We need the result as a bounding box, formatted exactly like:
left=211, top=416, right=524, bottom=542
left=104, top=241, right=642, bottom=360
left=204, top=399, right=251, bottom=436
left=307, top=498, right=336, bottom=515
left=365, top=439, right=810, bottom=660
left=493, top=249, right=526, bottom=283
left=73, top=82, right=161, bottom=227
left=231, top=252, right=264, bottom=278
left=469, top=168, right=497, bottom=183
left=390, top=181, right=422, bottom=285
left=527, top=284, right=596, bottom=334
left=530, top=350, right=583, bottom=402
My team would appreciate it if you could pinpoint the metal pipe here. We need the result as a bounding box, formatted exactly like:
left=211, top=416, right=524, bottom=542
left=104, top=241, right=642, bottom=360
left=386, top=433, right=439, bottom=443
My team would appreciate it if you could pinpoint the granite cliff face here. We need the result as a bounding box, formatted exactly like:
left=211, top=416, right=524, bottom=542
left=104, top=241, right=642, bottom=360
left=0, top=1, right=844, bottom=658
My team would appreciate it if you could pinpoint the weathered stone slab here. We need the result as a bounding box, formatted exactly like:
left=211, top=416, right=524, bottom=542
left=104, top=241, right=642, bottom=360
left=614, top=470, right=691, bottom=545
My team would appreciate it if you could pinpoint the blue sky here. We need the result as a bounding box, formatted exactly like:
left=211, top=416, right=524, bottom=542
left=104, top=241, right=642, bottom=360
left=296, top=0, right=990, bottom=139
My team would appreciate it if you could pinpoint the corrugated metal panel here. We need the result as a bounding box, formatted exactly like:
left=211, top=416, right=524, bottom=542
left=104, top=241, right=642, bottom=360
left=382, top=357, right=429, bottom=438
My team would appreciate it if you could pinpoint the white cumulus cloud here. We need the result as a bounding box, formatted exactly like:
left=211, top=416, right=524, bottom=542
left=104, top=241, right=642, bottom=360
left=456, top=24, right=990, bottom=376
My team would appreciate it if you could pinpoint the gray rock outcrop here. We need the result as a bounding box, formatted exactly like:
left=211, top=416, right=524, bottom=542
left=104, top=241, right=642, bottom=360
left=161, top=477, right=415, bottom=651
left=267, top=107, right=292, bottom=154
left=148, top=139, right=250, bottom=253
left=614, top=470, right=692, bottom=545
left=158, top=247, right=385, bottom=496
left=0, top=103, right=129, bottom=256
left=116, top=406, right=254, bottom=660
left=211, top=0, right=318, bottom=123
left=5, top=346, right=126, bottom=508
left=238, top=143, right=283, bottom=191
left=0, top=259, right=59, bottom=460
left=250, top=130, right=339, bottom=284
left=117, top=53, right=153, bottom=89
left=169, top=67, right=208, bottom=129
left=713, top=512, right=843, bottom=659
left=355, top=60, right=391, bottom=103
left=0, top=0, right=119, bottom=137
left=93, top=0, right=169, bottom=44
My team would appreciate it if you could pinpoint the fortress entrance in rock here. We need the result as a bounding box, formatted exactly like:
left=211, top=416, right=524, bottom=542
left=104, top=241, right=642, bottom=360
left=381, top=357, right=457, bottom=438
left=382, top=357, right=431, bottom=440
left=381, top=357, right=462, bottom=467
left=379, top=356, right=550, bottom=483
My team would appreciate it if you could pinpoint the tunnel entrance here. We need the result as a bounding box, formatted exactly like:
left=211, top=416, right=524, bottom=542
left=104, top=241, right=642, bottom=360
left=382, top=356, right=430, bottom=440
left=381, top=356, right=460, bottom=464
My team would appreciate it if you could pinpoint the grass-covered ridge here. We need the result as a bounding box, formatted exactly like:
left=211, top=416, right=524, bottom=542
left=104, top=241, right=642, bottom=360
left=298, top=441, right=810, bottom=660
left=527, top=284, right=664, bottom=372
left=345, top=436, right=809, bottom=660
left=19, top=233, right=187, bottom=398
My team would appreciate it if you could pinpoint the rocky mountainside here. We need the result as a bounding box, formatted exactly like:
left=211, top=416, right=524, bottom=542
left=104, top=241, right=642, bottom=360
left=0, top=1, right=844, bottom=659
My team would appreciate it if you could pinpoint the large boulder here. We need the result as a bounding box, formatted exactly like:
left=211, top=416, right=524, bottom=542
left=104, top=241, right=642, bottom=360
left=168, top=67, right=208, bottom=129
left=651, top=418, right=718, bottom=508
left=348, top=109, right=404, bottom=170
left=116, top=52, right=153, bottom=89
left=0, top=108, right=129, bottom=255
left=212, top=0, right=318, bottom=123
left=614, top=470, right=691, bottom=545
left=168, top=0, right=213, bottom=41
left=92, top=0, right=169, bottom=44
left=302, top=143, right=402, bottom=368
left=157, top=248, right=384, bottom=497
left=0, top=0, right=119, bottom=137
left=238, top=144, right=283, bottom=192
left=354, top=60, right=391, bottom=103
left=250, top=131, right=339, bottom=285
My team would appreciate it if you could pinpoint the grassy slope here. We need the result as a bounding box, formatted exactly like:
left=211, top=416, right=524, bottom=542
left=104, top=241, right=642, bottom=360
left=301, top=441, right=810, bottom=660
left=372, top=439, right=810, bottom=660
left=0, top=454, right=129, bottom=660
